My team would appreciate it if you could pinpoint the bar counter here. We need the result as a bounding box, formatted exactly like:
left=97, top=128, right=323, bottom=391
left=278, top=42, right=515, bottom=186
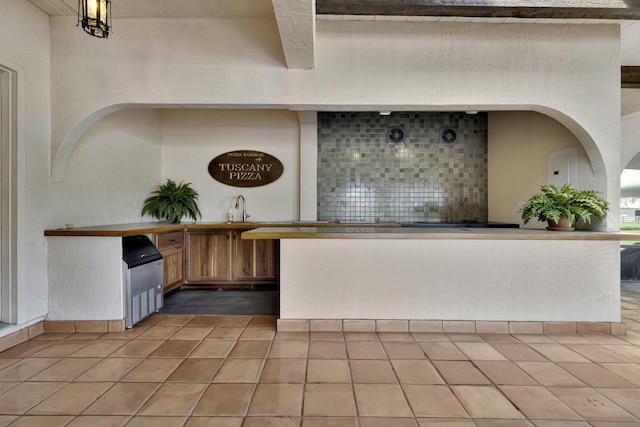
left=242, top=226, right=640, bottom=241
left=243, top=226, right=638, bottom=331
left=44, top=221, right=398, bottom=237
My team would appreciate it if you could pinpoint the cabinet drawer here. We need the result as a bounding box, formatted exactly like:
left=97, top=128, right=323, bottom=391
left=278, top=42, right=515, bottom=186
left=156, top=231, right=184, bottom=250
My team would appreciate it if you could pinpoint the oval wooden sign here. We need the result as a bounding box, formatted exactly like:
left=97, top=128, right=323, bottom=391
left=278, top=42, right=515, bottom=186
left=208, top=150, right=284, bottom=188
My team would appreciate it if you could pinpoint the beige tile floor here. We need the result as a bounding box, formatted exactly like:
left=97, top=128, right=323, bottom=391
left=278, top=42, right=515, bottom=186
left=0, top=302, right=639, bottom=426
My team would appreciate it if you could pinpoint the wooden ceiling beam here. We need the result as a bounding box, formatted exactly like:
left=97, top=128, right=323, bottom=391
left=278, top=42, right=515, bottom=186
left=317, top=0, right=640, bottom=20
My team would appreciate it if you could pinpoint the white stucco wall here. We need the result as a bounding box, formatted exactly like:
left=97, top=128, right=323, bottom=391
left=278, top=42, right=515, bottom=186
left=160, top=109, right=299, bottom=222
left=280, top=238, right=621, bottom=322
left=50, top=109, right=163, bottom=228
left=0, top=0, right=51, bottom=328
left=50, top=19, right=621, bottom=229
left=488, top=111, right=598, bottom=228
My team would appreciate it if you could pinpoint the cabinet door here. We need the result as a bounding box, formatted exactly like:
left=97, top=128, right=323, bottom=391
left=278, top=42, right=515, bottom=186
left=187, top=231, right=232, bottom=281
left=155, top=231, right=185, bottom=294
left=233, top=232, right=279, bottom=281
left=162, top=247, right=184, bottom=293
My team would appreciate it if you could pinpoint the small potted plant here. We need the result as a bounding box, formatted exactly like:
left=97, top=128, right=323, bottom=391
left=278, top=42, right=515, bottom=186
left=518, top=183, right=609, bottom=230
left=141, top=179, right=202, bottom=224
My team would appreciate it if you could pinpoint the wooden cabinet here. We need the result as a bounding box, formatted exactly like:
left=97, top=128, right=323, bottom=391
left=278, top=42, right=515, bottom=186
left=185, top=229, right=278, bottom=289
left=186, top=230, right=232, bottom=282
left=155, top=230, right=185, bottom=294
left=233, top=231, right=279, bottom=282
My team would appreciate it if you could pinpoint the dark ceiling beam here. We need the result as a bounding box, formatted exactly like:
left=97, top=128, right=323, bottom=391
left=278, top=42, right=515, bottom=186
left=623, top=66, right=640, bottom=88
left=317, top=0, right=640, bottom=20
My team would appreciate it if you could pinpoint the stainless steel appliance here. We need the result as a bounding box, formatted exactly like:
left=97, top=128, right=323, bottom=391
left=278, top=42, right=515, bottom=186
left=122, top=235, right=163, bottom=328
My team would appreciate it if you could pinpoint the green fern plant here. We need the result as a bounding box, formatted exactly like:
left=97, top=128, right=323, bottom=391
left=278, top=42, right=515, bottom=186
left=518, top=183, right=609, bottom=225
left=141, top=179, right=202, bottom=224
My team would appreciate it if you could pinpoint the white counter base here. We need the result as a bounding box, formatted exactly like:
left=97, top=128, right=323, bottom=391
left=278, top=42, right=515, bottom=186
left=279, top=238, right=620, bottom=323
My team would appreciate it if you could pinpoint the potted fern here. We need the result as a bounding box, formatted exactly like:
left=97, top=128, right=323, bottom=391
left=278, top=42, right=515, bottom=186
left=141, top=179, right=202, bottom=224
left=518, top=183, right=609, bottom=230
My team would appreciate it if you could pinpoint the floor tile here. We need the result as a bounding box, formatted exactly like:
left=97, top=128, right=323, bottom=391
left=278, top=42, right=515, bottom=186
left=548, top=386, right=637, bottom=421
left=183, top=417, right=243, bottom=427
left=391, top=360, right=444, bottom=384
left=189, top=340, right=236, bottom=358
left=451, top=385, right=525, bottom=419
left=411, top=333, right=449, bottom=342
left=185, top=316, right=223, bottom=327
left=382, top=341, right=427, bottom=359
left=213, top=358, right=264, bottom=382
left=75, top=357, right=142, bottom=382
left=354, top=384, right=413, bottom=417
left=166, top=358, right=223, bottom=382
left=248, top=383, right=304, bottom=416
left=149, top=340, right=199, bottom=358
left=6, top=415, right=74, bottom=426
left=527, top=344, right=591, bottom=363
left=378, top=333, right=415, bottom=342
left=474, top=361, right=538, bottom=385
left=499, top=385, right=582, bottom=420
left=0, top=382, right=65, bottom=414
left=125, top=416, right=187, bottom=427
left=303, top=383, right=357, bottom=416
left=83, top=382, right=159, bottom=415
left=402, top=384, right=468, bottom=418
left=30, top=340, right=92, bottom=357
left=303, top=417, right=356, bottom=427
left=306, top=359, right=351, bottom=383
left=473, top=420, right=534, bottom=427
left=416, top=419, right=474, bottom=427
left=530, top=422, right=590, bottom=427
left=108, top=340, right=164, bottom=357
left=69, top=339, right=127, bottom=357
left=350, top=360, right=397, bottom=383
left=218, top=316, right=252, bottom=327
left=27, top=382, right=113, bottom=414
left=597, top=388, right=640, bottom=418
left=245, top=417, right=300, bottom=426
left=191, top=383, right=254, bottom=416
left=260, top=358, right=307, bottom=382
left=228, top=340, right=271, bottom=358
left=419, top=342, right=468, bottom=360
left=490, top=343, right=548, bottom=361
left=274, top=332, right=310, bottom=341
left=65, top=415, right=129, bottom=426
left=558, top=363, right=636, bottom=388
left=120, top=358, right=183, bottom=382
left=454, top=342, right=508, bottom=361
left=26, top=357, right=99, bottom=381
left=361, top=418, right=417, bottom=427
left=136, top=326, right=181, bottom=340
left=344, top=332, right=380, bottom=341
left=240, top=327, right=276, bottom=340
left=206, top=327, right=245, bottom=340
left=138, top=383, right=207, bottom=415
left=516, top=361, right=585, bottom=386
left=346, top=341, right=387, bottom=359
left=602, top=345, right=640, bottom=363
left=601, top=363, right=640, bottom=386
left=0, top=357, right=61, bottom=381
left=156, top=315, right=195, bottom=326
left=310, top=332, right=345, bottom=341
left=308, top=341, right=347, bottom=359
left=431, top=361, right=491, bottom=385
left=268, top=340, right=308, bottom=358
left=565, top=344, right=634, bottom=363
left=169, top=326, right=215, bottom=341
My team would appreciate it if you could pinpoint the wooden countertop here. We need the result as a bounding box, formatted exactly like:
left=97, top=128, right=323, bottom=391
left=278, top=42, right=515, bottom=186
left=44, top=221, right=399, bottom=237
left=241, top=226, right=640, bottom=241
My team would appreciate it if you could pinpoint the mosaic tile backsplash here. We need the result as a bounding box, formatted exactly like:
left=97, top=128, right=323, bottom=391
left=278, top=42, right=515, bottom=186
left=317, top=112, right=488, bottom=223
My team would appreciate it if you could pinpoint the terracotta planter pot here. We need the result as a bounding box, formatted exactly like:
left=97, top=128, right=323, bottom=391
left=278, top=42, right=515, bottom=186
left=546, top=216, right=575, bottom=231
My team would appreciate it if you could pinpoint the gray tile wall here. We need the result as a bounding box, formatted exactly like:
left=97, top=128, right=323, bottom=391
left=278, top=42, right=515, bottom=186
left=317, top=112, right=488, bottom=223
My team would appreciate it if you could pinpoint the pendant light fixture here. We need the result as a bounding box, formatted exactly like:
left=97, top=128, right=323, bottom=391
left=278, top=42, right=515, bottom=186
left=78, top=0, right=111, bottom=39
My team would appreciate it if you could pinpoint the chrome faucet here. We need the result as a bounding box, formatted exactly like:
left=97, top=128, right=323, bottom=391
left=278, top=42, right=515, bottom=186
left=234, top=195, right=249, bottom=222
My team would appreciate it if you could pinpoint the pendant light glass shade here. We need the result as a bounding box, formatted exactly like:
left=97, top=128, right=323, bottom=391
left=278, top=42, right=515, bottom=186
left=78, top=0, right=111, bottom=38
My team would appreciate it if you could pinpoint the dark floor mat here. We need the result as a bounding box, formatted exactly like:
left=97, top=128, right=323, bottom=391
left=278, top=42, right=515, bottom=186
left=158, top=290, right=279, bottom=316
